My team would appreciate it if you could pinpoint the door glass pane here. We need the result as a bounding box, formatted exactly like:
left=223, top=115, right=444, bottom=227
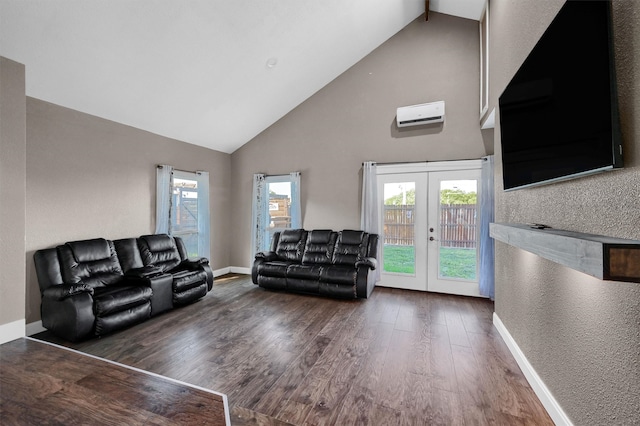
left=383, top=182, right=415, bottom=275
left=172, top=175, right=199, bottom=256
left=439, top=180, right=477, bottom=280
left=267, top=181, right=292, bottom=246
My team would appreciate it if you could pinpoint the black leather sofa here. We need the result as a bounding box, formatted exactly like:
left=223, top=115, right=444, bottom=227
left=252, top=229, right=378, bottom=299
left=34, top=234, right=213, bottom=342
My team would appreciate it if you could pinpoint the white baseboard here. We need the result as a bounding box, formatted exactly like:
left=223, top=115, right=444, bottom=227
left=230, top=266, right=251, bottom=275
left=213, top=266, right=251, bottom=277
left=0, top=319, right=25, bottom=344
left=493, top=313, right=573, bottom=426
left=213, top=267, right=231, bottom=277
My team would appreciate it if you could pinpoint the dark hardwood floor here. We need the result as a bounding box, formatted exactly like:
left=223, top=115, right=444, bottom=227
left=30, top=273, right=553, bottom=425
left=0, top=337, right=228, bottom=425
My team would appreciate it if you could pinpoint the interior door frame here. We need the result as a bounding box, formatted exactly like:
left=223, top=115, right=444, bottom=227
left=376, top=160, right=483, bottom=294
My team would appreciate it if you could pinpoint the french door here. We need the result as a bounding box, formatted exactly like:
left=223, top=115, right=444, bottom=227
left=427, top=169, right=481, bottom=296
left=376, top=161, right=483, bottom=297
left=378, top=172, right=429, bottom=291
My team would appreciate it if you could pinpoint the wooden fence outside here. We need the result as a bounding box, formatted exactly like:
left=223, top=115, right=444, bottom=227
left=383, top=205, right=415, bottom=246
left=383, top=204, right=477, bottom=248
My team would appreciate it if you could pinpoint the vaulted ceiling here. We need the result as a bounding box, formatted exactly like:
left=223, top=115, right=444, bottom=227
left=0, top=0, right=485, bottom=153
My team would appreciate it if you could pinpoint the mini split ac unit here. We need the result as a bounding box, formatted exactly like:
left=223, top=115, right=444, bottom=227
left=396, top=101, right=445, bottom=127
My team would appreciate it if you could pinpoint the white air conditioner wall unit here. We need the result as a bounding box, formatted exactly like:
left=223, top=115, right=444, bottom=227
left=396, top=101, right=445, bottom=127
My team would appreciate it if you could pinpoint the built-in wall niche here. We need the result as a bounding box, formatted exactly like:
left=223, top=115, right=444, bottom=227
left=490, top=223, right=640, bottom=283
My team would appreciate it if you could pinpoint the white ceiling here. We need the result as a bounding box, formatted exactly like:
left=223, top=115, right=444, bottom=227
left=0, top=0, right=485, bottom=154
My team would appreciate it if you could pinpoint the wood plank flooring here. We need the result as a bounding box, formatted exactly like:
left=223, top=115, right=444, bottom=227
left=0, top=338, right=228, bottom=425
left=30, top=273, right=553, bottom=425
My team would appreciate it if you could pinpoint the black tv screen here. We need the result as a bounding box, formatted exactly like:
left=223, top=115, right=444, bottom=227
left=499, top=0, right=623, bottom=191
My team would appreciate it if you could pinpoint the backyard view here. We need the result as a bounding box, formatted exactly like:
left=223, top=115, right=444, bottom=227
left=383, top=181, right=478, bottom=280
left=172, top=176, right=199, bottom=257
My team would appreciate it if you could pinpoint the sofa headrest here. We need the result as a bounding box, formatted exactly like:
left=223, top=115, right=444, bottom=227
left=339, top=230, right=366, bottom=245
left=66, top=238, right=112, bottom=263
left=302, top=230, right=337, bottom=265
left=140, top=234, right=176, bottom=252
left=275, top=229, right=307, bottom=263
left=307, top=229, right=334, bottom=244
left=278, top=229, right=306, bottom=243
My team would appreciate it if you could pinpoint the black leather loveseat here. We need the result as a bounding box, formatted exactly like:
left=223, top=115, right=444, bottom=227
left=34, top=234, right=213, bottom=342
left=252, top=229, right=378, bottom=299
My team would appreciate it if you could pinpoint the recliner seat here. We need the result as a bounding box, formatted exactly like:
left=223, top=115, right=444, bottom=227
left=138, top=234, right=213, bottom=305
left=34, top=234, right=214, bottom=342
left=252, top=229, right=378, bottom=299
left=55, top=238, right=153, bottom=338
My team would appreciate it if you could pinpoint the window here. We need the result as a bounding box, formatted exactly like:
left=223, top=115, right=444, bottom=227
left=156, top=165, right=210, bottom=259
left=251, top=172, right=301, bottom=257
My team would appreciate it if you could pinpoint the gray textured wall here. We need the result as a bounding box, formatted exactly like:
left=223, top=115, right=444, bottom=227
left=25, top=98, right=232, bottom=324
left=0, top=57, right=26, bottom=331
left=230, top=12, right=486, bottom=267
left=491, top=1, right=640, bottom=424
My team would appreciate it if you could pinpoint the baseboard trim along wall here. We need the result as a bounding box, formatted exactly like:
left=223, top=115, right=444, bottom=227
left=0, top=319, right=26, bottom=344
left=493, top=313, right=573, bottom=426
left=214, top=266, right=251, bottom=276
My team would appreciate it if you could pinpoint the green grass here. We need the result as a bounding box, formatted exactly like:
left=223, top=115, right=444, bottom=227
left=383, top=245, right=477, bottom=280
left=439, top=247, right=477, bottom=280
left=383, top=245, right=416, bottom=274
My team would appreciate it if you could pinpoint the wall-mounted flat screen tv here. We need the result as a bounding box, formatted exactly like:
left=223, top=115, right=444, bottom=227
left=498, top=0, right=623, bottom=191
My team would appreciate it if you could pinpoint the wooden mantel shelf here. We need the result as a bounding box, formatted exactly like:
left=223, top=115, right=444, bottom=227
left=490, top=223, right=640, bottom=283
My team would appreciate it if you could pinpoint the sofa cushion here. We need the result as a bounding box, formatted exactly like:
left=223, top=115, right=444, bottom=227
left=173, top=283, right=207, bottom=305
left=139, top=234, right=182, bottom=272
left=332, top=230, right=368, bottom=266
left=67, top=239, right=112, bottom=263
left=114, top=238, right=145, bottom=272
left=94, top=302, right=151, bottom=336
left=58, top=239, right=123, bottom=288
left=320, top=265, right=357, bottom=285
left=302, top=230, right=337, bottom=265
left=275, top=229, right=307, bottom=263
left=288, top=278, right=320, bottom=294
left=258, top=261, right=291, bottom=278
left=172, top=270, right=208, bottom=293
left=287, top=264, right=323, bottom=280
left=257, top=275, right=287, bottom=290
left=319, top=281, right=357, bottom=299
left=93, top=286, right=153, bottom=317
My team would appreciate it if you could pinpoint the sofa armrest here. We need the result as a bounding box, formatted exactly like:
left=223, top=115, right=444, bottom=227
left=255, top=251, right=278, bottom=262
left=201, top=263, right=214, bottom=291
left=252, top=252, right=277, bottom=284
left=125, top=265, right=163, bottom=279
left=355, top=265, right=377, bottom=299
left=42, top=284, right=93, bottom=301
left=181, top=258, right=210, bottom=270
left=41, top=292, right=95, bottom=342
left=356, top=257, right=377, bottom=270
left=192, top=257, right=210, bottom=266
